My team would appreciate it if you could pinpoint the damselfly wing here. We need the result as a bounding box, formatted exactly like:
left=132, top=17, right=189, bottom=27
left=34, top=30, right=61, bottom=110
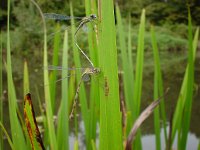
left=46, top=65, right=100, bottom=82
left=44, top=13, right=83, bottom=20
left=44, top=13, right=97, bottom=41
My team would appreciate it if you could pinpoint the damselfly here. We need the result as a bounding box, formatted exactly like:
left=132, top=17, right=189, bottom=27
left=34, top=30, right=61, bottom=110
left=47, top=65, right=100, bottom=119
left=44, top=13, right=97, bottom=37
left=44, top=13, right=97, bottom=68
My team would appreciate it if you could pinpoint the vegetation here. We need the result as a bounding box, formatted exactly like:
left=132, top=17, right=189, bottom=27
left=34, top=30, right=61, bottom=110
left=0, top=0, right=199, bottom=150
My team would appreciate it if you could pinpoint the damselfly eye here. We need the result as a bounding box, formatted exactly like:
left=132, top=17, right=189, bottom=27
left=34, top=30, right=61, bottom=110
left=82, top=74, right=90, bottom=82
left=90, top=14, right=97, bottom=19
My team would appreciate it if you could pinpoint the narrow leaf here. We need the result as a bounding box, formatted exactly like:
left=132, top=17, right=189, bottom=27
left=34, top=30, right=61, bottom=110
left=24, top=93, right=45, bottom=150
left=98, top=0, right=123, bottom=149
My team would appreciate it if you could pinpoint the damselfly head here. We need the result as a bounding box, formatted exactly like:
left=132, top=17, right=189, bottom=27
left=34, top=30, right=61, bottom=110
left=93, top=68, right=100, bottom=73
left=90, top=14, right=97, bottom=20
left=83, top=67, right=100, bottom=75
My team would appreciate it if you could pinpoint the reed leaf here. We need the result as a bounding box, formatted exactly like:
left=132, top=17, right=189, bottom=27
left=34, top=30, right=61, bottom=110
left=0, top=122, right=15, bottom=150
left=6, top=0, right=27, bottom=149
left=151, top=25, right=161, bottom=150
left=91, top=139, right=96, bottom=150
left=116, top=4, right=134, bottom=115
left=23, top=60, right=32, bottom=150
left=85, top=0, right=98, bottom=66
left=171, top=24, right=199, bottom=149
left=98, top=0, right=123, bottom=149
left=85, top=1, right=99, bottom=149
left=68, top=70, right=75, bottom=112
left=178, top=9, right=195, bottom=150
left=24, top=93, right=45, bottom=150
left=49, top=23, right=61, bottom=112
left=116, top=6, right=136, bottom=141
left=57, top=30, right=69, bottom=150
left=151, top=25, right=168, bottom=149
left=74, top=139, right=79, bottom=150
left=132, top=9, right=145, bottom=150
left=30, top=0, right=58, bottom=149
left=125, top=15, right=135, bottom=138
left=23, top=61, right=30, bottom=95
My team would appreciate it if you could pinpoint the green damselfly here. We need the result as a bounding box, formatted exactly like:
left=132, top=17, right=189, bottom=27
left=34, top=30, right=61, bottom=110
left=47, top=65, right=100, bottom=119
left=44, top=13, right=97, bottom=67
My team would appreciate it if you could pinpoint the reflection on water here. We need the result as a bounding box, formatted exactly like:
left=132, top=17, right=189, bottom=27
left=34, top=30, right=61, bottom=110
left=142, top=128, right=199, bottom=150
left=68, top=120, right=199, bottom=150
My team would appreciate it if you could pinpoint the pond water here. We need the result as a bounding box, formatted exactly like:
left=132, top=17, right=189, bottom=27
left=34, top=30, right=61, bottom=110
left=68, top=121, right=199, bottom=150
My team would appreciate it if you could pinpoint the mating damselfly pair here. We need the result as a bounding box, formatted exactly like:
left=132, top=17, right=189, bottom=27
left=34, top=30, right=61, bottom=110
left=45, top=13, right=100, bottom=119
